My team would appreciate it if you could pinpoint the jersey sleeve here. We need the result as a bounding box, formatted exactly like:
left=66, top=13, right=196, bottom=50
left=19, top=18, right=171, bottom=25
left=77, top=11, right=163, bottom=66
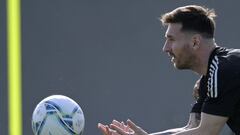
left=202, top=56, right=240, bottom=117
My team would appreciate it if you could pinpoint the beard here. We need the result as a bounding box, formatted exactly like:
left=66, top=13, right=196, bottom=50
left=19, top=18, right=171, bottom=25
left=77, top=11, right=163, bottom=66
left=173, top=45, right=195, bottom=70
left=174, top=57, right=193, bottom=69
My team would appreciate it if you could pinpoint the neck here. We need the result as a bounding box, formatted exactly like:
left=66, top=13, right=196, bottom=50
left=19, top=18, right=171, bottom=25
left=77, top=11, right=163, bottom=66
left=192, top=40, right=217, bottom=75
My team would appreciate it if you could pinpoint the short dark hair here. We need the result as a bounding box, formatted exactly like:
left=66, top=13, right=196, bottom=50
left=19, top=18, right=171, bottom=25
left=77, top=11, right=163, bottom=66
left=160, top=5, right=216, bottom=38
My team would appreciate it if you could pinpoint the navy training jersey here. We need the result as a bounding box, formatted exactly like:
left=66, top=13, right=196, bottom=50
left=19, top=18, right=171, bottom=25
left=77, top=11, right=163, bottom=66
left=191, top=46, right=240, bottom=134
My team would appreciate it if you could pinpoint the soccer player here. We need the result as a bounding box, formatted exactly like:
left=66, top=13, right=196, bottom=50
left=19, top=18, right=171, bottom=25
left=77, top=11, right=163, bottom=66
left=98, top=5, right=240, bottom=135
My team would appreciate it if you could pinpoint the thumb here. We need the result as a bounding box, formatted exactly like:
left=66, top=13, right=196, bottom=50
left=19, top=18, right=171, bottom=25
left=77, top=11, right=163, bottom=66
left=98, top=123, right=110, bottom=135
left=127, top=119, right=148, bottom=134
left=126, top=119, right=139, bottom=131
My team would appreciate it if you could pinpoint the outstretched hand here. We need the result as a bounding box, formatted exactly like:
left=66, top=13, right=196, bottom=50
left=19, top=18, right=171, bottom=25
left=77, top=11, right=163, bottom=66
left=98, top=119, right=148, bottom=135
left=98, top=120, right=129, bottom=135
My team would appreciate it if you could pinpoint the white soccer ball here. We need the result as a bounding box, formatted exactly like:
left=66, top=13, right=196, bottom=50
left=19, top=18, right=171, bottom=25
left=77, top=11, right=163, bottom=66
left=32, top=95, right=85, bottom=135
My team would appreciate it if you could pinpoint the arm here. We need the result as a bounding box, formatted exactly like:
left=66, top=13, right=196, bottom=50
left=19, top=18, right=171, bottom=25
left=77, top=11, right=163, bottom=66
left=150, top=113, right=200, bottom=135
left=151, top=78, right=202, bottom=135
left=174, top=113, right=228, bottom=135
left=98, top=79, right=203, bottom=135
left=100, top=113, right=201, bottom=135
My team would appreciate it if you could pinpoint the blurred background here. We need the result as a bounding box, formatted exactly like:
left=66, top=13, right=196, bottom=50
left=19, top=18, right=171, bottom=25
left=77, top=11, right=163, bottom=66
left=0, top=0, right=238, bottom=135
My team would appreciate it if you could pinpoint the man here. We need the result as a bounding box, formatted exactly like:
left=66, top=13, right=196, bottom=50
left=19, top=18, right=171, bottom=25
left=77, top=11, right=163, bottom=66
left=98, top=5, right=240, bottom=135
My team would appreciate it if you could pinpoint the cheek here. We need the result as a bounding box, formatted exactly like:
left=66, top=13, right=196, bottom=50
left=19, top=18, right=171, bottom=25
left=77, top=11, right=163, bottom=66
left=171, top=43, right=184, bottom=55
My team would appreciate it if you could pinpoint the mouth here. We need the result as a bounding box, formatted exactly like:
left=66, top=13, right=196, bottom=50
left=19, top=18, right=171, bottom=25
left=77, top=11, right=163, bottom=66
left=171, top=57, right=175, bottom=62
left=168, top=53, right=175, bottom=62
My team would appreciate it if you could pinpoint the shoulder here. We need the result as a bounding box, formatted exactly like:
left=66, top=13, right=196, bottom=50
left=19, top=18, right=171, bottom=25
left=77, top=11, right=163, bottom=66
left=207, top=47, right=240, bottom=98
left=212, top=47, right=240, bottom=76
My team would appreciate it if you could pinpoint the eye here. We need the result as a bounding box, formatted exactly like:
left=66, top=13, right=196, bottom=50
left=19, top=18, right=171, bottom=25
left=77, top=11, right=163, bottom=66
left=170, top=38, right=175, bottom=41
left=167, top=38, right=175, bottom=42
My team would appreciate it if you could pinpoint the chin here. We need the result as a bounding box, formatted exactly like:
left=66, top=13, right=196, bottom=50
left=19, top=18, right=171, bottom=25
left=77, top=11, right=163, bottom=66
left=174, top=63, right=189, bottom=70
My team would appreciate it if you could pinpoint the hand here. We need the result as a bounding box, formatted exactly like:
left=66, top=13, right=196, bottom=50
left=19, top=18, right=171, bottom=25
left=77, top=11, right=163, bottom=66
left=110, top=119, right=148, bottom=135
left=98, top=119, right=148, bottom=135
left=98, top=123, right=115, bottom=135
left=98, top=120, right=133, bottom=135
left=192, top=79, right=200, bottom=100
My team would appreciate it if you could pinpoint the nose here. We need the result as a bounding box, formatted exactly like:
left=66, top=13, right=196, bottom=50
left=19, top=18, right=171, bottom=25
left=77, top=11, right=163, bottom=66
left=162, top=41, right=171, bottom=53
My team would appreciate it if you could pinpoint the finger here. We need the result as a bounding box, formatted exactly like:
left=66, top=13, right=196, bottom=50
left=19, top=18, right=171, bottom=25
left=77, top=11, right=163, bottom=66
left=107, top=126, right=123, bottom=135
left=121, top=121, right=130, bottom=131
left=98, top=123, right=110, bottom=135
left=112, top=120, right=122, bottom=127
left=122, top=121, right=132, bottom=132
left=127, top=119, right=148, bottom=134
left=106, top=125, right=111, bottom=134
left=110, top=124, right=128, bottom=135
left=112, top=120, right=130, bottom=131
left=126, top=119, right=139, bottom=131
left=121, top=121, right=124, bottom=127
left=121, top=121, right=127, bottom=132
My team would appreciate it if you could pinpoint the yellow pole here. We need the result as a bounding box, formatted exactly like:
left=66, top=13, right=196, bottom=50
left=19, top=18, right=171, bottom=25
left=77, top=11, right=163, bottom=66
left=7, top=0, right=23, bottom=134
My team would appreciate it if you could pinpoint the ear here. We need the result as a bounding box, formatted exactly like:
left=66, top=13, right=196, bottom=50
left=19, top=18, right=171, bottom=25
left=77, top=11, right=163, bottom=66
left=192, top=34, right=202, bottom=50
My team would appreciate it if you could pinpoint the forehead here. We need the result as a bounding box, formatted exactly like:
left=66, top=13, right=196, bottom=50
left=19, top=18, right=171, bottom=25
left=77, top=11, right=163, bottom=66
left=165, top=23, right=183, bottom=37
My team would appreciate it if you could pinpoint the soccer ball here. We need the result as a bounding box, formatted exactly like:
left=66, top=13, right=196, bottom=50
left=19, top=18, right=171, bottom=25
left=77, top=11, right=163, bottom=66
left=32, top=95, right=85, bottom=135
